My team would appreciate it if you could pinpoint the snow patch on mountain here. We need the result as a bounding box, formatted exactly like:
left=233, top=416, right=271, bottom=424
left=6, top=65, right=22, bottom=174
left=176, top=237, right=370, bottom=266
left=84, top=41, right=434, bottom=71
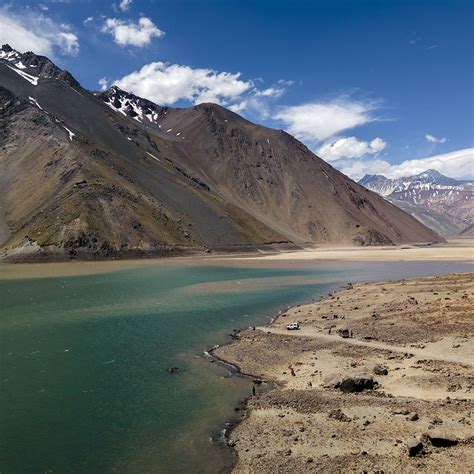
left=98, top=85, right=166, bottom=126
left=359, top=170, right=474, bottom=235
left=6, top=64, right=38, bottom=85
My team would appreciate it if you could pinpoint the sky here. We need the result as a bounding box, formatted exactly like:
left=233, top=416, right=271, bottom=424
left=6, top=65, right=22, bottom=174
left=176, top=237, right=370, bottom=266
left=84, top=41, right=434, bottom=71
left=1, top=0, right=473, bottom=180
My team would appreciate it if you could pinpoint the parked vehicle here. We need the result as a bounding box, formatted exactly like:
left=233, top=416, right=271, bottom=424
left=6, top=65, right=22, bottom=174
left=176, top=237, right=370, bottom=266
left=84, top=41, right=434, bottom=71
left=286, top=322, right=300, bottom=330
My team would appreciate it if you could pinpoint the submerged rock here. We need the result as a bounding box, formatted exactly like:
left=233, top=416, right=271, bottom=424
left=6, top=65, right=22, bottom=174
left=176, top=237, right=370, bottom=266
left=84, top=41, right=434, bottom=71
left=166, top=367, right=180, bottom=374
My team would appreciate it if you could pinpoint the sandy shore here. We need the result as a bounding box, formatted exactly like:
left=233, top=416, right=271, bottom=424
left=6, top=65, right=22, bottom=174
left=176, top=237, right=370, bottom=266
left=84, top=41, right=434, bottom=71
left=0, top=238, right=472, bottom=279
left=215, top=272, right=474, bottom=472
left=223, top=238, right=474, bottom=264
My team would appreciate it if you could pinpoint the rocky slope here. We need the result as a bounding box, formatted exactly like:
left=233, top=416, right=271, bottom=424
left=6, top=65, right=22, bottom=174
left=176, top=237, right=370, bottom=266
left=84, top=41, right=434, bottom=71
left=359, top=170, right=473, bottom=236
left=0, top=44, right=442, bottom=260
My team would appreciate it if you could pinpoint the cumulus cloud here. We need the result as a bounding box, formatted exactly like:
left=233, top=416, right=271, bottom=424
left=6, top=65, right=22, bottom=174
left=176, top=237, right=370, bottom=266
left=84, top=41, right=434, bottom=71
left=102, top=17, right=164, bottom=47
left=0, top=8, right=79, bottom=56
left=114, top=62, right=253, bottom=105
left=274, top=97, right=380, bottom=143
left=229, top=100, right=248, bottom=113
left=332, top=148, right=474, bottom=181
left=318, top=136, right=386, bottom=161
left=118, top=0, right=132, bottom=11
left=425, top=133, right=447, bottom=144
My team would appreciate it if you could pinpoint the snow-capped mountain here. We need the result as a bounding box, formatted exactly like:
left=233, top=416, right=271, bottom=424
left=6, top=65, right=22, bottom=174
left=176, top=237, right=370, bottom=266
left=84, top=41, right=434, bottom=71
left=359, top=170, right=473, bottom=236
left=96, top=86, right=167, bottom=126
left=0, top=44, right=81, bottom=90
left=0, top=43, right=443, bottom=260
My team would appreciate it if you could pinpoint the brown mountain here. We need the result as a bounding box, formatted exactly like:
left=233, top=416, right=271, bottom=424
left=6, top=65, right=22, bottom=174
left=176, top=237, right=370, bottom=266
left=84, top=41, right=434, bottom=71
left=0, top=45, right=442, bottom=261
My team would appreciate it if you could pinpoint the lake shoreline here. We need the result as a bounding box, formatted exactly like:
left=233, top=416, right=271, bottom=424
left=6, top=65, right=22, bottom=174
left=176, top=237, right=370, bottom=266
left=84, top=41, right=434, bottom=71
left=1, top=238, right=472, bottom=280
left=214, top=272, right=474, bottom=472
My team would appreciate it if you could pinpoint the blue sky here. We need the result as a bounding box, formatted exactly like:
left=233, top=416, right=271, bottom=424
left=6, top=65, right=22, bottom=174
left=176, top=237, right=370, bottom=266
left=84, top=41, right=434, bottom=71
left=1, top=0, right=473, bottom=179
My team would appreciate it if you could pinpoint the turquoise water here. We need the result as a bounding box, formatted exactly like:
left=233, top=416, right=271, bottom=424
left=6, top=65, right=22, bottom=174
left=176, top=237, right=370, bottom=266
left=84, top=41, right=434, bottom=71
left=0, top=264, right=344, bottom=473
left=0, top=261, right=470, bottom=473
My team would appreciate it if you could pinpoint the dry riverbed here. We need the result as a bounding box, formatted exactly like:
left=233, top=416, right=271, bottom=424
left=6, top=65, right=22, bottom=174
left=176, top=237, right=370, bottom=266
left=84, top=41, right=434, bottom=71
left=215, top=272, right=474, bottom=473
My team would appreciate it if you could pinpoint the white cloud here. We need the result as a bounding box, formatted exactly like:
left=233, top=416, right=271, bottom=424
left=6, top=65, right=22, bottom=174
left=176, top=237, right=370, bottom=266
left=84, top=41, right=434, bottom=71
left=0, top=8, right=79, bottom=56
left=57, top=32, right=80, bottom=55
left=229, top=100, right=248, bottom=113
left=278, top=79, right=296, bottom=86
left=318, top=136, right=386, bottom=161
left=102, top=17, right=164, bottom=47
left=118, top=0, right=133, bottom=11
left=98, top=77, right=109, bottom=91
left=115, top=62, right=253, bottom=105
left=331, top=148, right=474, bottom=181
left=425, top=133, right=447, bottom=144
left=83, top=16, right=93, bottom=25
left=254, top=87, right=285, bottom=98
left=274, top=97, right=380, bottom=143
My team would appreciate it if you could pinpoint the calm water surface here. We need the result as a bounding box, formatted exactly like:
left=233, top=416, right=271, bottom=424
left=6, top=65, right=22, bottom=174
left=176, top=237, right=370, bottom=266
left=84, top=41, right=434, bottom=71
left=0, top=260, right=470, bottom=473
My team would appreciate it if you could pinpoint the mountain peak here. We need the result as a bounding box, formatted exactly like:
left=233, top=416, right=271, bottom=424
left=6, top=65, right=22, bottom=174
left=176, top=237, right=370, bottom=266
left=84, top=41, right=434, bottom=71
left=0, top=45, right=82, bottom=91
left=416, top=169, right=443, bottom=179
left=98, top=85, right=165, bottom=124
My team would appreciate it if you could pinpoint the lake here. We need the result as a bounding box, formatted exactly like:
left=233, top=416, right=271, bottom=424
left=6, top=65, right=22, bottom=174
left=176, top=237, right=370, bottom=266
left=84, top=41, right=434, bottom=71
left=0, top=259, right=470, bottom=473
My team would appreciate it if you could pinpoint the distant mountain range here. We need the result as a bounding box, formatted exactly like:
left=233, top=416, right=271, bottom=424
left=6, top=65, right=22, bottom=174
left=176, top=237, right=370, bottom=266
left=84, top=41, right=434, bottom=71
left=359, top=170, right=473, bottom=236
left=0, top=44, right=442, bottom=261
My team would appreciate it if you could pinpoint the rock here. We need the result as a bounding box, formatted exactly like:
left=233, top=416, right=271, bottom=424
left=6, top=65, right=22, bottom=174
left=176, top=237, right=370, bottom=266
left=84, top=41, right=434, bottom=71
left=424, top=430, right=458, bottom=447
left=325, top=373, right=377, bottom=393
left=373, top=364, right=388, bottom=375
left=408, top=412, right=419, bottom=421
left=328, top=409, right=352, bottom=422
left=323, top=374, right=342, bottom=388
left=340, top=374, right=377, bottom=393
left=166, top=367, right=180, bottom=374
left=393, top=408, right=410, bottom=415
left=336, top=328, right=350, bottom=338
left=406, top=438, right=423, bottom=457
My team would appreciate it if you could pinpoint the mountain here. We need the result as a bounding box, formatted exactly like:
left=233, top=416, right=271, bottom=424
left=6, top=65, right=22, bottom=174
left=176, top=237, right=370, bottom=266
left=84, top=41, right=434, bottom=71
left=359, top=170, right=473, bottom=236
left=0, top=44, right=442, bottom=261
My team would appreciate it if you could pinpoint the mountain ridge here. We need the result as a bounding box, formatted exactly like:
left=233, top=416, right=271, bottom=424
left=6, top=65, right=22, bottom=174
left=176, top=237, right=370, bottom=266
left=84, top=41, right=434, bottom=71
left=358, top=171, right=473, bottom=236
left=0, top=44, right=443, bottom=261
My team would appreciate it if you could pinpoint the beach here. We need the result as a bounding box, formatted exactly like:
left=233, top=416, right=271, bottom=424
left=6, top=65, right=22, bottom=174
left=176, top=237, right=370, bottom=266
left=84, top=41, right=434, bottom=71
left=214, top=272, right=474, bottom=472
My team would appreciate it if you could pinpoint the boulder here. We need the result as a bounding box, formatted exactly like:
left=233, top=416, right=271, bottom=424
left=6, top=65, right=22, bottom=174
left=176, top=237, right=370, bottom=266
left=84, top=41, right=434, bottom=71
left=337, top=328, right=350, bottom=338
left=424, top=430, right=458, bottom=447
left=373, top=364, right=388, bottom=375
left=328, top=409, right=352, bottom=422
left=324, top=373, right=377, bottom=393
left=406, top=438, right=423, bottom=457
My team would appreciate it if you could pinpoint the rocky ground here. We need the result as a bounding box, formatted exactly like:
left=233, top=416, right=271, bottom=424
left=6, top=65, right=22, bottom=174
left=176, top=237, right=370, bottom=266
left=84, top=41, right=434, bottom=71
left=215, top=272, right=474, bottom=473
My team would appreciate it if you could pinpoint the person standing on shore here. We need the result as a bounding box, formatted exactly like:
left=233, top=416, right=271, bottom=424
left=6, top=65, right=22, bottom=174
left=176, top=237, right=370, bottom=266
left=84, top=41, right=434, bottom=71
left=252, top=385, right=256, bottom=396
